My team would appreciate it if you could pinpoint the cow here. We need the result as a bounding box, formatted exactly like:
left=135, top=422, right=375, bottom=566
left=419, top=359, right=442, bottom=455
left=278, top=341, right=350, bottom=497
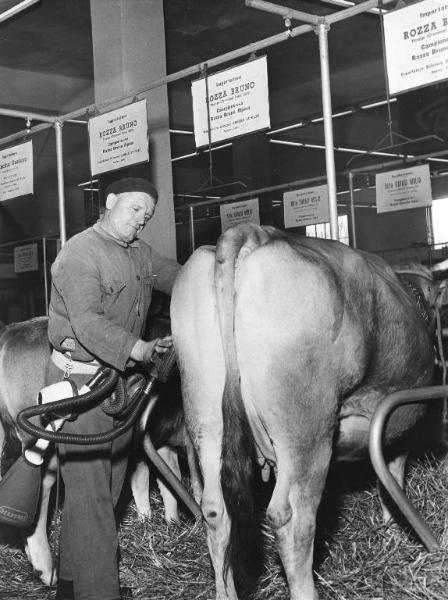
left=170, top=223, right=444, bottom=600
left=0, top=314, right=199, bottom=585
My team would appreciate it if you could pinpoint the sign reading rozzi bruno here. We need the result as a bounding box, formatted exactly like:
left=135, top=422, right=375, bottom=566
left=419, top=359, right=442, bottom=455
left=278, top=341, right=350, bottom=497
left=88, top=99, right=149, bottom=176
left=192, top=56, right=270, bottom=147
left=383, top=0, right=448, bottom=95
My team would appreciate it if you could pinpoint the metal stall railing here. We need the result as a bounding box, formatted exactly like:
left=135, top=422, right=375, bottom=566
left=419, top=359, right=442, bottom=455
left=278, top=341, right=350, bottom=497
left=369, top=384, right=448, bottom=552
left=0, top=0, right=397, bottom=254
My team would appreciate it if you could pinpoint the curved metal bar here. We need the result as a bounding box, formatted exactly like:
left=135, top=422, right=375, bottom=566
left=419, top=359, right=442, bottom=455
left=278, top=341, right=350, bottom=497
left=369, top=384, right=448, bottom=552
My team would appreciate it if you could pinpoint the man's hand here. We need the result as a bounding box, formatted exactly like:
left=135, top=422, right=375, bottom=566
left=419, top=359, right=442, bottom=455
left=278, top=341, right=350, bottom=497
left=130, top=335, right=173, bottom=364
left=152, top=335, right=173, bottom=355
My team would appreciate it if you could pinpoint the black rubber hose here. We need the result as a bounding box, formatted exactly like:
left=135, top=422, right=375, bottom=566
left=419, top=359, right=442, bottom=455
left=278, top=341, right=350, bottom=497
left=19, top=368, right=117, bottom=422
left=17, top=369, right=155, bottom=445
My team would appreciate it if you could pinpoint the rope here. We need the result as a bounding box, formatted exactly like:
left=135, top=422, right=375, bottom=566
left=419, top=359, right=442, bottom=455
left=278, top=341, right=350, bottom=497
left=397, top=275, right=432, bottom=327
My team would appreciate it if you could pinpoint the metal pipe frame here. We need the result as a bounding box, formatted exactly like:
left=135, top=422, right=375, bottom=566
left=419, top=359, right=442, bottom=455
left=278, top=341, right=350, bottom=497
left=245, top=0, right=319, bottom=25
left=347, top=171, right=357, bottom=247
left=42, top=238, right=49, bottom=316
left=0, top=0, right=401, bottom=252
left=369, top=385, right=448, bottom=553
left=0, top=108, right=56, bottom=123
left=10, top=1, right=396, bottom=128
left=317, top=19, right=339, bottom=240
left=54, top=121, right=67, bottom=246
left=0, top=121, right=53, bottom=147
left=189, top=206, right=196, bottom=252
left=177, top=141, right=448, bottom=213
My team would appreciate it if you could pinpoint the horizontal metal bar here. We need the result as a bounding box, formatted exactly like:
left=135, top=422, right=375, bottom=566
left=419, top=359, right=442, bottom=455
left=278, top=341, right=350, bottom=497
left=348, top=146, right=448, bottom=175
left=0, top=107, right=56, bottom=123
left=60, top=23, right=312, bottom=123
left=0, top=121, right=54, bottom=147
left=326, top=0, right=396, bottom=24
left=176, top=173, right=329, bottom=209
left=246, top=0, right=318, bottom=25
left=58, top=0, right=387, bottom=123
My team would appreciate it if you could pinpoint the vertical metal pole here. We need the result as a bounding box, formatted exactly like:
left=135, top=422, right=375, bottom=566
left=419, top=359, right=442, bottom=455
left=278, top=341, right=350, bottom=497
left=316, top=19, right=339, bottom=241
left=348, top=171, right=357, bottom=248
left=42, top=237, right=49, bottom=316
left=426, top=206, right=434, bottom=246
left=189, top=205, right=196, bottom=254
left=54, top=120, right=67, bottom=247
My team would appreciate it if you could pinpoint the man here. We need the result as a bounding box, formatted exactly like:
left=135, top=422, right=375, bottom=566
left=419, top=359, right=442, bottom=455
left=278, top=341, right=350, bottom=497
left=47, top=176, right=180, bottom=600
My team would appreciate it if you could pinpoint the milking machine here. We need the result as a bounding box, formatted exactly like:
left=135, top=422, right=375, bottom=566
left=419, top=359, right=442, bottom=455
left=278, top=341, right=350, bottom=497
left=0, top=347, right=201, bottom=527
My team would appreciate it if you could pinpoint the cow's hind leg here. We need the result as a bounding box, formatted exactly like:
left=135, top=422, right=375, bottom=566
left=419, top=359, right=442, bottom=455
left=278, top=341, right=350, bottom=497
left=184, top=430, right=202, bottom=504
left=267, top=439, right=333, bottom=600
left=200, top=436, right=237, bottom=600
left=172, top=247, right=236, bottom=599
left=23, top=455, right=57, bottom=586
left=235, top=241, right=339, bottom=600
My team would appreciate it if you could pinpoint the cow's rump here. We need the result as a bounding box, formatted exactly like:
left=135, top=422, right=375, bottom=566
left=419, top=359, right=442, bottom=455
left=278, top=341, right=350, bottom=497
left=171, top=223, right=436, bottom=600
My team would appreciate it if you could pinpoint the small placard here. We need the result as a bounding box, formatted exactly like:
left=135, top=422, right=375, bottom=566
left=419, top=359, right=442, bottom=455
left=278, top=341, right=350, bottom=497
left=376, top=164, right=432, bottom=213
left=220, top=198, right=260, bottom=232
left=192, top=56, right=270, bottom=147
left=283, top=185, right=330, bottom=228
left=88, top=99, right=149, bottom=176
left=14, top=243, right=38, bottom=273
left=0, top=141, right=34, bottom=201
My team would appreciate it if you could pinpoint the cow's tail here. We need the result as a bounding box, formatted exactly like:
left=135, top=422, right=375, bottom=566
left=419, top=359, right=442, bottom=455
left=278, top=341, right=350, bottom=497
left=215, top=223, right=273, bottom=591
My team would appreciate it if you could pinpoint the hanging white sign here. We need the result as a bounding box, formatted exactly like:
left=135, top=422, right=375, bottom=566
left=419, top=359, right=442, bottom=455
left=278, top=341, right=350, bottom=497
left=220, top=198, right=260, bottom=232
left=0, top=140, right=33, bottom=201
left=14, top=243, right=38, bottom=273
left=192, top=56, right=270, bottom=147
left=376, top=164, right=432, bottom=213
left=383, top=0, right=448, bottom=95
left=283, top=185, right=330, bottom=228
left=88, top=99, right=149, bottom=176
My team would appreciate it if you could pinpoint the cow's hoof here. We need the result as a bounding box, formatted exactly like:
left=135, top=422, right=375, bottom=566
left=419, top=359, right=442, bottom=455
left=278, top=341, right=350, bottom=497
left=136, top=509, right=152, bottom=522
left=164, top=512, right=180, bottom=524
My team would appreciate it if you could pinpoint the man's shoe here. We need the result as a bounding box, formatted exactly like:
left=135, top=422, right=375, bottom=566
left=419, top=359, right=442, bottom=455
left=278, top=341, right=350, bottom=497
left=55, top=579, right=74, bottom=600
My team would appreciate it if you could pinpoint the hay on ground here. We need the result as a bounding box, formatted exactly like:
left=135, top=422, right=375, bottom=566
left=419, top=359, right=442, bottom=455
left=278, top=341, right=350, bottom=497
left=0, top=454, right=447, bottom=599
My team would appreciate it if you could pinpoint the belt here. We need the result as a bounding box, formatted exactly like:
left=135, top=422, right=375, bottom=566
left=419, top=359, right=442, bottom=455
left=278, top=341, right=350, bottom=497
left=51, top=349, right=100, bottom=375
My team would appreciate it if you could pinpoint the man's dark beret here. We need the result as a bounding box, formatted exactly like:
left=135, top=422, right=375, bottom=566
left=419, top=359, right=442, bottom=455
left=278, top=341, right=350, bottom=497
left=105, top=177, right=158, bottom=202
